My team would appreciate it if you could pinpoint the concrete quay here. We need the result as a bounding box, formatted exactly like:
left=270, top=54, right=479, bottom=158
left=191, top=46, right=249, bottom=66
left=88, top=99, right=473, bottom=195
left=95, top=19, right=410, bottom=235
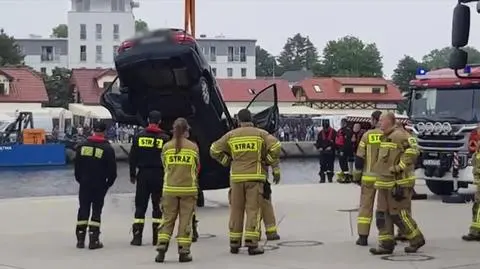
left=106, top=141, right=319, bottom=161
left=0, top=183, right=479, bottom=269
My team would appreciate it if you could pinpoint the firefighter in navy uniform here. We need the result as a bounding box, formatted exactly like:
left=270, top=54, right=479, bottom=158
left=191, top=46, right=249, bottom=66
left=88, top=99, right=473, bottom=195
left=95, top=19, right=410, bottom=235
left=129, top=111, right=171, bottom=246
left=352, top=110, right=382, bottom=246
left=74, top=121, right=117, bottom=249
left=336, top=119, right=354, bottom=183
left=210, top=108, right=281, bottom=256
left=155, top=118, right=200, bottom=263
left=369, top=113, right=425, bottom=255
left=315, top=120, right=336, bottom=183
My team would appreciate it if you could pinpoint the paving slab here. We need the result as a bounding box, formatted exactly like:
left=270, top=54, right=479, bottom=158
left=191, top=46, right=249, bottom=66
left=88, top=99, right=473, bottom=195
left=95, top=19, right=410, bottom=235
left=0, top=184, right=478, bottom=269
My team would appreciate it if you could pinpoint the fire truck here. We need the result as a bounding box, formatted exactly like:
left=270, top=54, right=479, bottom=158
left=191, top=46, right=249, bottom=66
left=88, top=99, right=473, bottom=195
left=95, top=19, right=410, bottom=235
left=407, top=66, right=480, bottom=195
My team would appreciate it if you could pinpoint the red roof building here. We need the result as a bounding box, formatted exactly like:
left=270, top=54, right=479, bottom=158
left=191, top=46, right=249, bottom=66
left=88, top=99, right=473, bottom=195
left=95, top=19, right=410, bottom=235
left=292, top=77, right=403, bottom=110
left=0, top=67, right=48, bottom=103
left=70, top=68, right=117, bottom=105
left=216, top=79, right=296, bottom=103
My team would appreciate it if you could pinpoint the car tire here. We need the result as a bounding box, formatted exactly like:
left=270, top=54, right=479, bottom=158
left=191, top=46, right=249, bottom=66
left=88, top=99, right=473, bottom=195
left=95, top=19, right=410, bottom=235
left=199, top=77, right=210, bottom=105
left=425, top=180, right=454, bottom=196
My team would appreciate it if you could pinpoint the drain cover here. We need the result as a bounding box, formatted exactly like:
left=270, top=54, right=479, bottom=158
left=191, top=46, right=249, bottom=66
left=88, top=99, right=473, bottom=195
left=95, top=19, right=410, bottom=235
left=240, top=244, right=279, bottom=251
left=381, top=254, right=434, bottom=262
left=277, top=240, right=323, bottom=247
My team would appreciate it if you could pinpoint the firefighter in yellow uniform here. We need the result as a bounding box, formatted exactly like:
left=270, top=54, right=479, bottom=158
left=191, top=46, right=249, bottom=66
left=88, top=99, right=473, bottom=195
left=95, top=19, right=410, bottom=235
left=155, top=118, right=199, bottom=263
left=352, top=110, right=382, bottom=246
left=462, top=124, right=480, bottom=241
left=370, top=112, right=425, bottom=255
left=210, top=108, right=281, bottom=255
left=260, top=160, right=282, bottom=240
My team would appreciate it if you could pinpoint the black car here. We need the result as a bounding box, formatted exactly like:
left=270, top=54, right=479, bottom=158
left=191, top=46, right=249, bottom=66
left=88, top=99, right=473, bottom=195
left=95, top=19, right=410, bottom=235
left=101, top=29, right=280, bottom=190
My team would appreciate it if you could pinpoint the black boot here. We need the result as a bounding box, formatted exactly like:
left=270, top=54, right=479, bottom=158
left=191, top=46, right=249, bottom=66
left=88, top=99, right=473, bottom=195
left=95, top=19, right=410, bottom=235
left=404, top=239, right=425, bottom=253
left=75, top=226, right=87, bottom=249
left=192, top=218, right=199, bottom=243
left=130, top=223, right=144, bottom=246
left=356, top=235, right=368, bottom=246
left=178, top=246, right=193, bottom=263
left=247, top=246, right=265, bottom=255
left=462, top=233, right=480, bottom=241
left=369, top=246, right=394, bottom=255
left=266, top=232, right=280, bottom=241
left=155, top=243, right=169, bottom=263
left=88, top=229, right=104, bottom=250
left=152, top=223, right=159, bottom=246
left=327, top=172, right=334, bottom=183
left=319, top=172, right=326, bottom=183
left=230, top=240, right=240, bottom=254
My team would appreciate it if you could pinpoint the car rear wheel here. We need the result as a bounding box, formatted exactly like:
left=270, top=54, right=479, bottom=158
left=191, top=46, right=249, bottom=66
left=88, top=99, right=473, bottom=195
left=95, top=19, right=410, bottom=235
left=425, top=180, right=454, bottom=195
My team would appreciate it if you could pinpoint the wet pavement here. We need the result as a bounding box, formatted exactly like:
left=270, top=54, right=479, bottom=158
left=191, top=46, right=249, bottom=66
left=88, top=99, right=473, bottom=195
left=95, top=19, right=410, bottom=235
left=0, top=183, right=479, bottom=269
left=0, top=159, right=321, bottom=199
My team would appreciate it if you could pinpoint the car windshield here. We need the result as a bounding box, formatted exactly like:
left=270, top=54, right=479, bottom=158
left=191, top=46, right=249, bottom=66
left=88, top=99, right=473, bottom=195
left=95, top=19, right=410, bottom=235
left=410, top=88, right=480, bottom=123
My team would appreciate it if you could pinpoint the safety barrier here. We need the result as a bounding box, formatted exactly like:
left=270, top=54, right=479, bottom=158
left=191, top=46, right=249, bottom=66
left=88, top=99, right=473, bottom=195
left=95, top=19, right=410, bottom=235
left=66, top=142, right=320, bottom=162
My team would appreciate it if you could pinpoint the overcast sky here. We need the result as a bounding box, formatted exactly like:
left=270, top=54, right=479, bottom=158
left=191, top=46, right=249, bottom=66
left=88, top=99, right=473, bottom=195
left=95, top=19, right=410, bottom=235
left=1, top=0, right=479, bottom=77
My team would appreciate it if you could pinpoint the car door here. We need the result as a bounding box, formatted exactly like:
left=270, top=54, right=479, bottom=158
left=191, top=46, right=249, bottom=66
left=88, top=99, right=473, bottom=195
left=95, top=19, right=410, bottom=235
left=246, top=83, right=279, bottom=134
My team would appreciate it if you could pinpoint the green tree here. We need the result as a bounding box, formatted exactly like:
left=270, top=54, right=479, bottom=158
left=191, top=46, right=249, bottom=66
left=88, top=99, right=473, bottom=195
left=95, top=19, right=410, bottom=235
left=51, top=24, right=68, bottom=38
left=135, top=19, right=149, bottom=33
left=422, top=46, right=480, bottom=69
left=44, top=68, right=73, bottom=108
left=277, top=33, right=319, bottom=71
left=0, top=29, right=24, bottom=66
left=392, top=55, right=420, bottom=113
left=255, top=46, right=280, bottom=77
left=318, top=35, right=383, bottom=77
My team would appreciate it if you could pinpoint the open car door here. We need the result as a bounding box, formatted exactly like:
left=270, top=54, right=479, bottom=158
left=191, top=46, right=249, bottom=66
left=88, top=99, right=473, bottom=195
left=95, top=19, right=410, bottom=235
left=246, top=83, right=279, bottom=134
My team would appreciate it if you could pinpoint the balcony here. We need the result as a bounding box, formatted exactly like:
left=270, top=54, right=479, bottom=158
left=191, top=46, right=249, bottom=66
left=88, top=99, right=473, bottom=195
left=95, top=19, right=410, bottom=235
left=41, top=54, right=60, bottom=62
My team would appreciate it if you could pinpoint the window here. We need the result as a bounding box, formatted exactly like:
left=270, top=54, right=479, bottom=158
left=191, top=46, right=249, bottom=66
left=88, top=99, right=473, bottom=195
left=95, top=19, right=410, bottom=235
left=103, top=82, right=111, bottom=89
left=240, top=46, right=246, bottom=62
left=227, top=68, right=233, bottom=77
left=40, top=67, right=47, bottom=74
left=75, top=0, right=90, bottom=11
left=372, top=87, right=381, bottom=94
left=0, top=83, right=5, bottom=94
left=313, top=85, right=322, bottom=92
left=113, top=24, right=120, bottom=40
left=345, top=87, right=354, bottom=93
left=113, top=45, right=119, bottom=58
left=96, top=45, right=102, bottom=62
left=80, top=24, right=86, bottom=40
left=80, top=45, right=87, bottom=61
left=209, top=46, right=216, bottom=61
left=41, top=46, right=54, bottom=61
left=241, top=68, right=247, bottom=77
left=96, top=24, right=102, bottom=40
left=111, top=0, right=125, bottom=11
left=212, top=68, right=217, bottom=76
left=201, top=47, right=208, bottom=56
left=228, top=46, right=234, bottom=62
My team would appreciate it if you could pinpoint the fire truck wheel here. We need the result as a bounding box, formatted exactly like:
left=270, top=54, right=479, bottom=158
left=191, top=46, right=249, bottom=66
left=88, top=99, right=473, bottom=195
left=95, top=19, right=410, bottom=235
left=425, top=180, right=454, bottom=196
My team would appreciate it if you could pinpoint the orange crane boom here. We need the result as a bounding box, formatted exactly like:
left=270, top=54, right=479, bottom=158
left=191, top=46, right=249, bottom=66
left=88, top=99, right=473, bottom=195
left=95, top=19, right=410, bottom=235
left=184, top=0, right=196, bottom=37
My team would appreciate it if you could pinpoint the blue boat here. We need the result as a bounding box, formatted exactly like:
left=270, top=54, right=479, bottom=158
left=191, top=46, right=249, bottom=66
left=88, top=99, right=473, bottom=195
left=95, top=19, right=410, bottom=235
left=0, top=112, right=66, bottom=167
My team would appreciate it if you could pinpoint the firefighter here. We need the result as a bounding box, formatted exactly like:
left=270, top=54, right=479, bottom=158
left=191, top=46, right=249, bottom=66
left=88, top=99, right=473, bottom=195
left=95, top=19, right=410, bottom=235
left=315, top=120, right=336, bottom=183
left=260, top=161, right=282, bottom=240
left=336, top=119, right=354, bottom=183
left=155, top=118, right=199, bottom=263
left=74, top=121, right=117, bottom=249
left=369, top=112, right=425, bottom=255
left=129, top=111, right=170, bottom=246
left=462, top=124, right=480, bottom=242
left=352, top=110, right=382, bottom=246
left=210, top=108, right=281, bottom=255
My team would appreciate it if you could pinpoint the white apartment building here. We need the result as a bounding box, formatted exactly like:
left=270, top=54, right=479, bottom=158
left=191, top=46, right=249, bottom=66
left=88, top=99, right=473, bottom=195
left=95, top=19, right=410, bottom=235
left=16, top=38, right=69, bottom=75
left=197, top=37, right=256, bottom=79
left=67, top=0, right=136, bottom=68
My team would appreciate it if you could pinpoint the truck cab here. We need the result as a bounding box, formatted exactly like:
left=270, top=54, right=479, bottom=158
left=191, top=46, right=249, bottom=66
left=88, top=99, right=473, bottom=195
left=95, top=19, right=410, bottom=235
left=407, top=66, right=480, bottom=195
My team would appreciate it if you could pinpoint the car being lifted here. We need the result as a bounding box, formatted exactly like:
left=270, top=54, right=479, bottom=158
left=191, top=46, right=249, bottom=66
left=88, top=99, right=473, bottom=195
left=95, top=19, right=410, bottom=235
left=101, top=29, right=280, bottom=191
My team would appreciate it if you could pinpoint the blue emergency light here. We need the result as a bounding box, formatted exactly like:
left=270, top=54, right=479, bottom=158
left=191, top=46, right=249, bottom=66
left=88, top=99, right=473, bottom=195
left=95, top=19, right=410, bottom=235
left=464, top=65, right=471, bottom=74
left=416, top=67, right=427, bottom=75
